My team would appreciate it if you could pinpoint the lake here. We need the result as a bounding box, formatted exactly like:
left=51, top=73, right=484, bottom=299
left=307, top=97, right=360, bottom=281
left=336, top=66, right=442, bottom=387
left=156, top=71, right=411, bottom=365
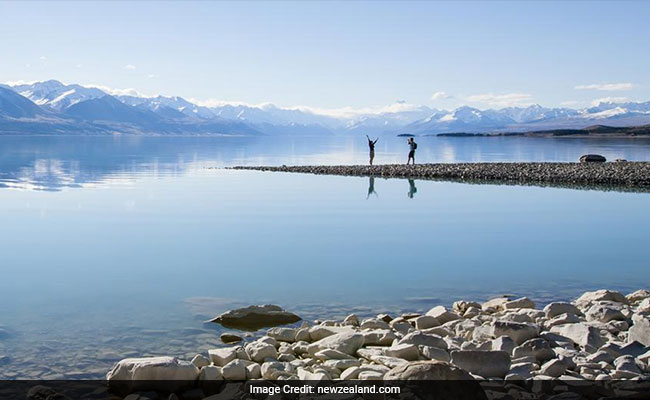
left=1, top=134, right=649, bottom=379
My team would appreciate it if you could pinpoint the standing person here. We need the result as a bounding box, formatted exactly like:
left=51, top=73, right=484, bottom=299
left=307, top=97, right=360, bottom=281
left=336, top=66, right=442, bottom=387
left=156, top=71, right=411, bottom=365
left=407, top=137, right=417, bottom=165
left=366, top=135, right=378, bottom=166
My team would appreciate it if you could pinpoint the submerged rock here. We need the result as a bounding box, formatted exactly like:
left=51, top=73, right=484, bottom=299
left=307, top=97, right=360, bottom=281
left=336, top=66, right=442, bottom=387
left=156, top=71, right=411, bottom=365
left=209, top=305, right=301, bottom=331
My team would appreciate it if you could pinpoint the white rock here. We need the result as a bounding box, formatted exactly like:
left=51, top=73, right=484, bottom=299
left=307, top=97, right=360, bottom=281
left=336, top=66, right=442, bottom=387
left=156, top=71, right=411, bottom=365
left=543, top=302, right=581, bottom=319
left=415, top=345, right=447, bottom=362
left=267, top=327, right=296, bottom=343
left=246, top=363, right=261, bottom=379
left=539, top=359, right=567, bottom=377
left=106, top=357, right=199, bottom=393
left=340, top=366, right=361, bottom=380
left=294, top=328, right=310, bottom=342
left=323, top=359, right=360, bottom=370
left=426, top=306, right=461, bottom=324
left=412, top=315, right=440, bottom=330
left=261, top=361, right=295, bottom=379
left=509, top=362, right=536, bottom=378
left=191, top=354, right=210, bottom=369
left=361, top=329, right=395, bottom=346
left=307, top=330, right=364, bottom=356
left=614, top=355, right=641, bottom=373
left=550, top=323, right=605, bottom=350
left=398, top=331, right=448, bottom=349
left=629, top=314, right=650, bottom=346
left=308, top=326, right=353, bottom=341
left=627, top=289, right=650, bottom=303
left=503, top=297, right=535, bottom=310
left=585, top=302, right=626, bottom=323
left=547, top=313, right=582, bottom=327
left=491, top=336, right=515, bottom=354
left=512, top=338, right=554, bottom=362
left=450, top=350, right=511, bottom=378
left=297, top=367, right=329, bottom=380
left=482, top=297, right=511, bottom=311
left=384, top=343, right=419, bottom=361
left=342, top=314, right=359, bottom=326
left=360, top=318, right=390, bottom=330
left=453, top=300, right=482, bottom=314
left=575, top=290, right=629, bottom=308
left=587, top=350, right=615, bottom=364
left=391, top=321, right=413, bottom=335
left=208, top=347, right=237, bottom=367
left=358, top=371, right=384, bottom=380
left=491, top=321, right=539, bottom=345
left=199, top=365, right=223, bottom=381
left=314, top=348, right=356, bottom=361
left=221, top=359, right=247, bottom=380
left=245, top=341, right=278, bottom=363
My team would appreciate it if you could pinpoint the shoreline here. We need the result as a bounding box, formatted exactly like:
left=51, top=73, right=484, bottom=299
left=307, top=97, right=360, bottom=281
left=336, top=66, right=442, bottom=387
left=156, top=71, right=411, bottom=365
left=230, top=162, right=650, bottom=191
left=99, top=289, right=650, bottom=398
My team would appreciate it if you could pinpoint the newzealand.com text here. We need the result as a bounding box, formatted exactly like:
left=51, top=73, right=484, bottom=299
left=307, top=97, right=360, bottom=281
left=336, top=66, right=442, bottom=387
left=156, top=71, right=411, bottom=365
left=250, top=384, right=401, bottom=395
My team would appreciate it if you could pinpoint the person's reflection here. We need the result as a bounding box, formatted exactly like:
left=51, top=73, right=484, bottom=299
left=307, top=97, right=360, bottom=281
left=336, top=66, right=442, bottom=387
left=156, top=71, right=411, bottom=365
left=407, top=179, right=418, bottom=199
left=367, top=176, right=378, bottom=199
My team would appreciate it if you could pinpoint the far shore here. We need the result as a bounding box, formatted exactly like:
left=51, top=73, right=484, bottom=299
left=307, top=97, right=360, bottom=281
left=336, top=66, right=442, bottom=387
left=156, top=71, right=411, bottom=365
left=230, top=162, right=650, bottom=192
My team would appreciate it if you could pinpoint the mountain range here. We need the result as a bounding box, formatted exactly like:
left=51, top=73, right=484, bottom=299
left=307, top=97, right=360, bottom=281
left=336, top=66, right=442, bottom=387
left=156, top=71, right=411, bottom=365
left=2, top=79, right=650, bottom=136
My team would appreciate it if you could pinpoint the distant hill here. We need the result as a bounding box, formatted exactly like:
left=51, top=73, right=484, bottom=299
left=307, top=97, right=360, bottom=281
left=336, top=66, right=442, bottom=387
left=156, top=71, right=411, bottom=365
left=436, top=124, right=650, bottom=137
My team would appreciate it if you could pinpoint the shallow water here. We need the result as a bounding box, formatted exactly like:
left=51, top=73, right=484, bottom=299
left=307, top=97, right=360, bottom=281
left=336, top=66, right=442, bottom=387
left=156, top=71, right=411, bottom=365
left=0, top=135, right=649, bottom=378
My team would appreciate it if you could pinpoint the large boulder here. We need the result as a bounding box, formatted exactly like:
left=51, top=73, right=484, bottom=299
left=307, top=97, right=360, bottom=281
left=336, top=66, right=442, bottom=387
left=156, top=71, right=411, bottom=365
left=307, top=330, right=364, bottom=356
left=106, top=357, right=199, bottom=394
left=579, top=154, right=606, bottom=163
left=308, top=326, right=354, bottom=341
left=629, top=314, right=650, bottom=346
left=503, top=297, right=535, bottom=310
left=245, top=341, right=278, bottom=363
left=512, top=338, right=554, bottom=362
left=585, top=302, right=627, bottom=323
left=450, top=350, right=511, bottom=378
left=491, top=321, right=539, bottom=345
left=398, top=331, right=448, bottom=350
left=426, top=306, right=461, bottom=324
left=209, top=305, right=300, bottom=330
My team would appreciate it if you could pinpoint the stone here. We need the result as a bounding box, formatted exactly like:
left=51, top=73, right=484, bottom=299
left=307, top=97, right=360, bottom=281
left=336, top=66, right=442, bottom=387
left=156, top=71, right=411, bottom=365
left=209, top=304, right=301, bottom=330
left=463, top=307, right=481, bottom=318
left=368, top=355, right=409, bottom=369
left=198, top=365, right=223, bottom=382
left=191, top=354, right=210, bottom=369
left=543, top=302, right=581, bottom=318
left=384, top=360, right=477, bottom=381
left=412, top=315, right=440, bottom=330
left=358, top=371, right=384, bottom=380
left=503, top=297, right=535, bottom=310
left=585, top=302, right=626, bottom=323
left=323, top=359, right=360, bottom=370
left=547, top=313, right=582, bottom=327
left=294, top=328, right=310, bottom=342
left=627, top=289, right=650, bottom=303
left=245, top=341, right=278, bottom=363
left=384, top=343, right=420, bottom=361
left=360, top=318, right=390, bottom=330
left=398, top=331, right=448, bottom=349
left=614, top=355, right=641, bottom=373
left=629, top=314, right=650, bottom=346
left=391, top=321, right=413, bottom=335
left=246, top=363, right=261, bottom=379
left=419, top=345, right=450, bottom=362
left=260, top=361, right=294, bottom=379
left=575, top=290, right=629, bottom=307
left=426, top=306, right=461, bottom=324
left=450, top=350, right=511, bottom=378
left=377, top=313, right=393, bottom=323
left=297, top=367, right=329, bottom=380
left=314, top=348, right=355, bottom=360
left=221, top=359, right=247, bottom=380
left=106, top=357, right=199, bottom=393
left=308, top=326, right=353, bottom=341
left=491, top=336, right=516, bottom=354
left=550, top=323, right=605, bottom=350
left=491, top=321, right=539, bottom=345
left=307, top=331, right=364, bottom=356
left=482, top=297, right=511, bottom=311
left=361, top=329, right=396, bottom=346
left=208, top=347, right=237, bottom=366
left=219, top=333, right=242, bottom=344
left=512, top=338, right=554, bottom=362
left=587, top=350, right=615, bottom=364
left=539, top=359, right=567, bottom=377
left=340, top=366, right=361, bottom=380
left=509, top=362, right=536, bottom=378
left=267, top=327, right=296, bottom=343
left=638, top=298, right=650, bottom=313
left=619, top=341, right=649, bottom=358
left=579, top=154, right=606, bottom=163
left=453, top=300, right=482, bottom=314
left=342, top=314, right=359, bottom=326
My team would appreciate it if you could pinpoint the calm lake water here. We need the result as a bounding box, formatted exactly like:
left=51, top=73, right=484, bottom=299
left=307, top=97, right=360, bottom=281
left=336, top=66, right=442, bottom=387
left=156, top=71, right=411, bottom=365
left=1, top=134, right=649, bottom=379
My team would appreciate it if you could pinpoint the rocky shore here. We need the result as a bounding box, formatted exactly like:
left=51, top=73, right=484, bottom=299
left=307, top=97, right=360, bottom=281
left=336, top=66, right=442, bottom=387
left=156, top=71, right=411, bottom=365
left=231, top=162, right=650, bottom=191
left=103, top=289, right=650, bottom=399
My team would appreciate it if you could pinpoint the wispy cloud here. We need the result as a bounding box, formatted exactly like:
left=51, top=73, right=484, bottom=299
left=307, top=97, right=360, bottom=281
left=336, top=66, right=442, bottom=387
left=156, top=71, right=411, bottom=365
left=575, top=82, right=634, bottom=91
left=147, top=74, right=157, bottom=79
left=465, top=92, right=533, bottom=107
left=123, top=64, right=137, bottom=71
left=85, top=84, right=151, bottom=97
left=431, top=91, right=451, bottom=100
left=560, top=100, right=580, bottom=106
left=591, top=97, right=628, bottom=106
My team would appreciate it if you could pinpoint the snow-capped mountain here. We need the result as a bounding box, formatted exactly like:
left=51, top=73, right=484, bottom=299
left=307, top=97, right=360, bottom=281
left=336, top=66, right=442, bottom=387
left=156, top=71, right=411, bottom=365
left=11, top=80, right=107, bottom=111
left=3, top=79, right=650, bottom=135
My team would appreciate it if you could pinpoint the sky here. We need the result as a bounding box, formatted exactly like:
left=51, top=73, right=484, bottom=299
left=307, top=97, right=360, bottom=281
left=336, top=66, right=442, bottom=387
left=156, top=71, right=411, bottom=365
left=1, top=1, right=649, bottom=113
